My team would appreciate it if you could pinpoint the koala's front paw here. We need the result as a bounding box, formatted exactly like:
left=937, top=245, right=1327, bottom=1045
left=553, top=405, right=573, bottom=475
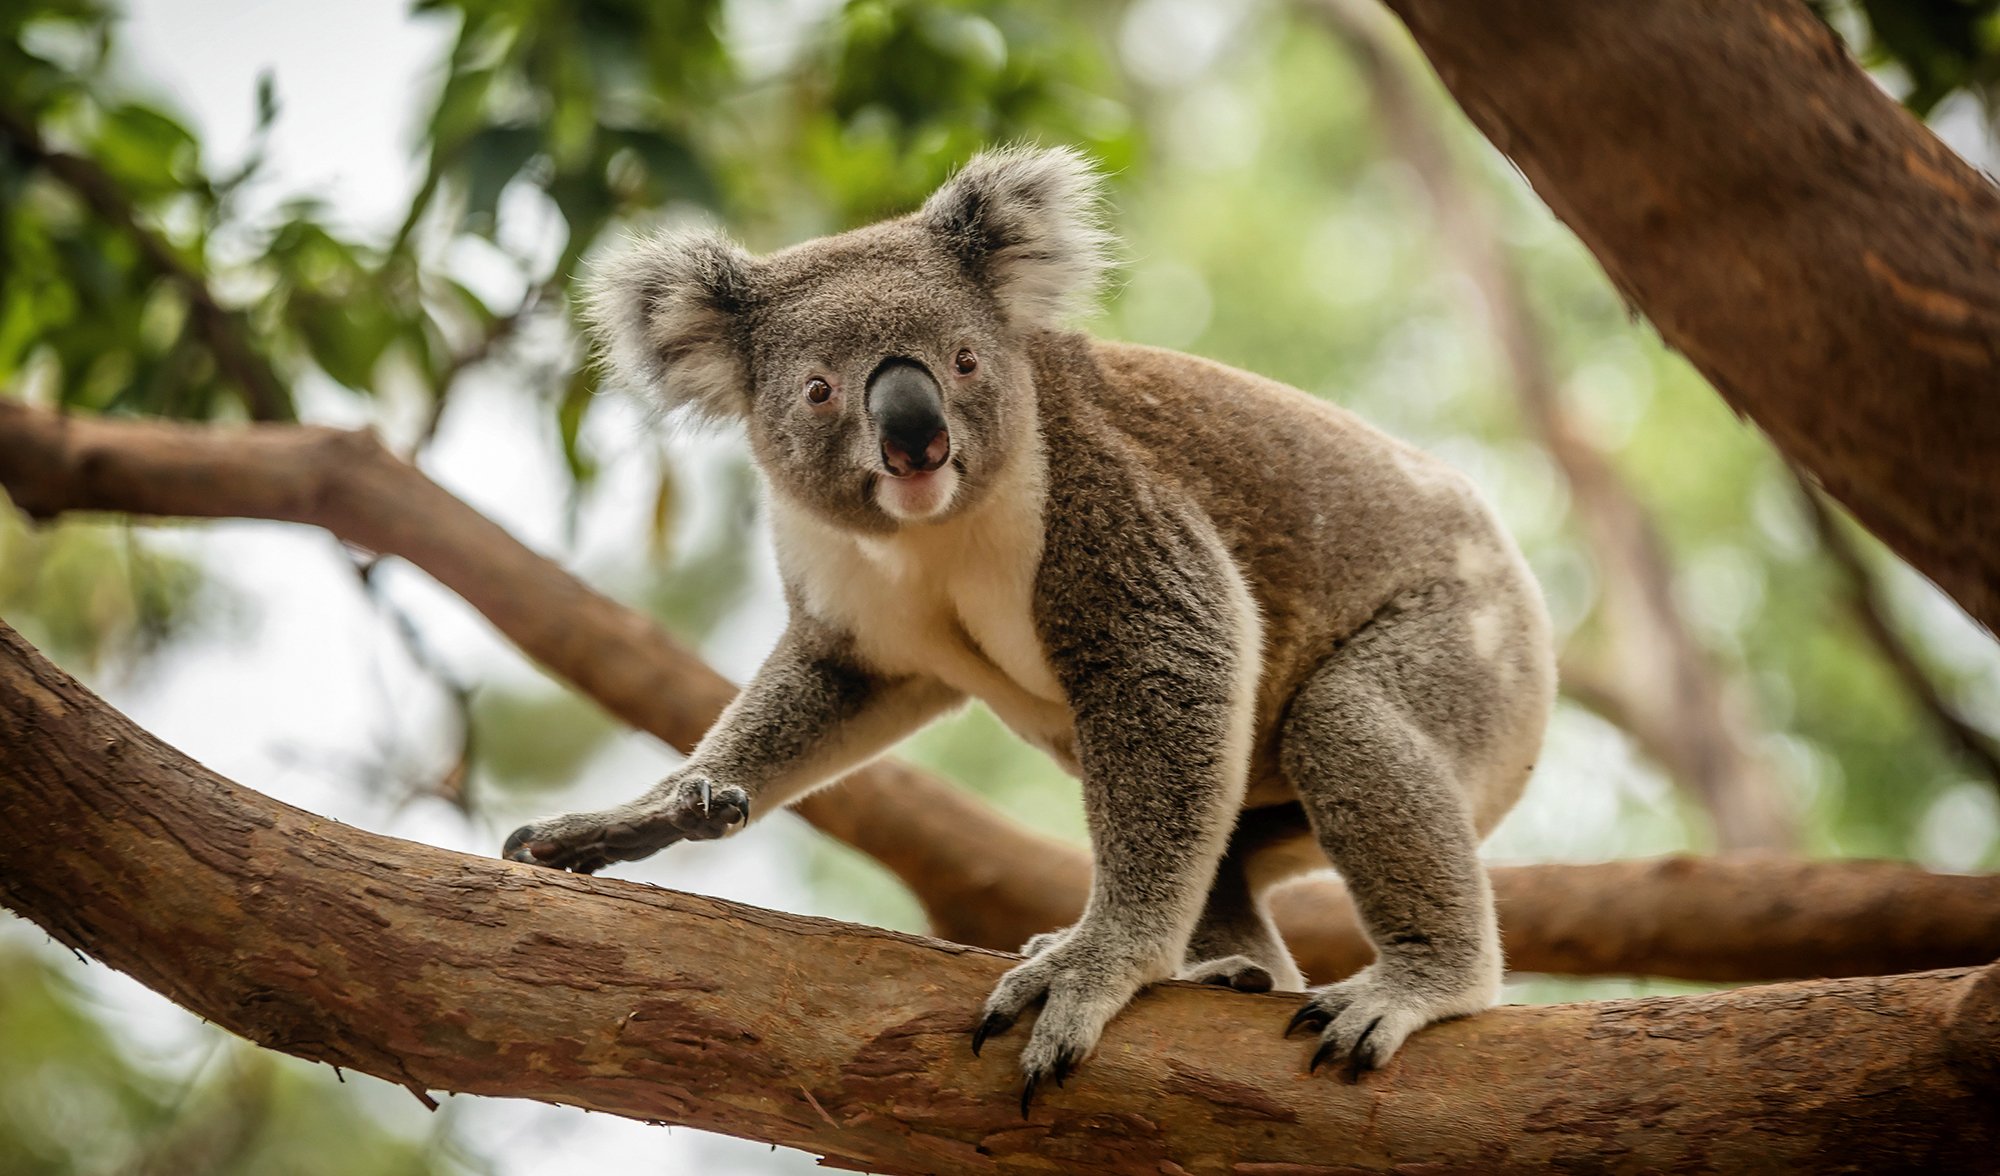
left=503, top=774, right=750, bottom=874
left=1283, top=963, right=1494, bottom=1081
left=971, top=933, right=1164, bottom=1115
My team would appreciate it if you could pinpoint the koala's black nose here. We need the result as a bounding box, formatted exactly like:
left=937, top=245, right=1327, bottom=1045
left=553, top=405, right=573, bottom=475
left=867, top=358, right=950, bottom=477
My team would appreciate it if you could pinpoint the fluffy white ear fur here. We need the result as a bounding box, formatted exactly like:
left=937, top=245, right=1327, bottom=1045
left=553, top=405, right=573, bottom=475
left=583, top=228, right=756, bottom=423
left=918, top=145, right=1115, bottom=324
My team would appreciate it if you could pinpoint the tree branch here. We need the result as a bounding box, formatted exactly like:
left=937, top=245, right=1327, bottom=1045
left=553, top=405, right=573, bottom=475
left=0, top=105, right=294, bottom=422
left=1379, top=0, right=2000, bottom=635
left=1306, top=0, right=1795, bottom=849
left=2, top=619, right=1996, bottom=1172
left=4, top=400, right=1999, bottom=984
left=1797, top=475, right=2000, bottom=793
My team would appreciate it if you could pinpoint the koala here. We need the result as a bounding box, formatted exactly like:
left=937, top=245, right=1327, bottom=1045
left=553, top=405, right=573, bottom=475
left=504, top=146, right=1555, bottom=1107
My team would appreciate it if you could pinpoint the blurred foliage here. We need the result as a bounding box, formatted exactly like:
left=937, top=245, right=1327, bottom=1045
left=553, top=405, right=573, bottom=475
left=0, top=508, right=209, bottom=672
left=469, top=682, right=619, bottom=793
left=0, top=947, right=471, bottom=1175
left=4, top=0, right=2000, bottom=1171
left=1820, top=0, right=2000, bottom=115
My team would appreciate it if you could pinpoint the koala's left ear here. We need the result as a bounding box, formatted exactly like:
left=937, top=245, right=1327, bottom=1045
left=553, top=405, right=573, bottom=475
left=582, top=227, right=759, bottom=424
left=918, top=145, right=1114, bottom=325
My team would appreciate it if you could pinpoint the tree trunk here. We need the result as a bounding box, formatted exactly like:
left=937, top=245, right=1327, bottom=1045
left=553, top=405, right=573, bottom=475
left=1382, top=0, right=2000, bottom=635
left=4, top=400, right=1999, bottom=985
left=1, top=621, right=1996, bottom=1172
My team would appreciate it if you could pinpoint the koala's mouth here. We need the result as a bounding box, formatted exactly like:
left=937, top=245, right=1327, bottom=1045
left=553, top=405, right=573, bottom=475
left=868, top=455, right=966, bottom=524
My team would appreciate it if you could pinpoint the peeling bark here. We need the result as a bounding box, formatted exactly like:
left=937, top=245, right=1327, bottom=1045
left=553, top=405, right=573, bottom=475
left=4, top=400, right=1999, bottom=988
left=1383, top=0, right=2000, bottom=635
left=1, top=621, right=1996, bottom=1172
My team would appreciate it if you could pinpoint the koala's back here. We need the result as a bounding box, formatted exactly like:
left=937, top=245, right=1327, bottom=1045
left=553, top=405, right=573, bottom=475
left=1047, top=335, right=1554, bottom=820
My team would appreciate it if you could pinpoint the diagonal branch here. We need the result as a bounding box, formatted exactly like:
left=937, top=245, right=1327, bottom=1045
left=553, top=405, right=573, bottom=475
left=1304, top=0, right=1795, bottom=850
left=1798, top=474, right=2000, bottom=792
left=2, top=619, right=1997, bottom=1173
left=5, top=399, right=2000, bottom=984
left=0, top=105, right=294, bottom=422
left=1377, top=0, right=2000, bottom=635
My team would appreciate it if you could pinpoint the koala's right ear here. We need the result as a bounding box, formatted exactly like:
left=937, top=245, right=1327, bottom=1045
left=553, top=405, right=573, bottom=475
left=583, top=228, right=758, bottom=423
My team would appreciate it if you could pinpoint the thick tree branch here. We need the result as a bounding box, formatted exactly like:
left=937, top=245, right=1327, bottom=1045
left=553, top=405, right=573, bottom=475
left=4, top=401, right=2000, bottom=984
left=1307, top=0, right=1795, bottom=850
left=1380, top=0, right=2000, bottom=635
left=2, top=620, right=1996, bottom=1172
left=0, top=106, right=294, bottom=422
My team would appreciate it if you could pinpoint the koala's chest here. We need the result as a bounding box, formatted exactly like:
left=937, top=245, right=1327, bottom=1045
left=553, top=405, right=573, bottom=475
left=774, top=494, right=1073, bottom=754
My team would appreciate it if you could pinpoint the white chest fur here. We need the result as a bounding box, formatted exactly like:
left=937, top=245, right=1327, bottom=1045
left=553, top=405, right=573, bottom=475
left=768, top=435, right=1075, bottom=763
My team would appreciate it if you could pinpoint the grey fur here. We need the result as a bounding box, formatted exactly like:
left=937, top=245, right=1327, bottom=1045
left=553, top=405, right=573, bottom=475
left=917, top=144, right=1116, bottom=324
left=584, top=228, right=757, bottom=425
left=508, top=146, right=1556, bottom=1104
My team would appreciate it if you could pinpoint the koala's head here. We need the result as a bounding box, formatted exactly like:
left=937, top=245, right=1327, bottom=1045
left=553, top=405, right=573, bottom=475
left=585, top=145, right=1111, bottom=532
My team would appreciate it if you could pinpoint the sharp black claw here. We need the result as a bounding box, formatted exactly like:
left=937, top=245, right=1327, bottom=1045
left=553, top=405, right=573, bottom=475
left=1286, top=1004, right=1328, bottom=1038
left=972, top=1011, right=1014, bottom=1057
left=738, top=793, right=752, bottom=824
left=1343, top=1017, right=1383, bottom=1084
left=1308, top=1037, right=1340, bottom=1074
left=1020, top=1073, right=1040, bottom=1117
left=1051, top=1050, right=1074, bottom=1088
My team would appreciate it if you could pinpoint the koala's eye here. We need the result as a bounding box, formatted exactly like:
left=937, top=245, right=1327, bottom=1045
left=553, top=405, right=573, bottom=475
left=804, top=377, right=833, bottom=405
left=953, top=349, right=978, bottom=375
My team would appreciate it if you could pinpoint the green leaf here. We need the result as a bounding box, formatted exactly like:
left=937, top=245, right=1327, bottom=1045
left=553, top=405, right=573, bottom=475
left=93, top=102, right=199, bottom=194
left=254, top=68, right=278, bottom=129
left=556, top=362, right=599, bottom=487
left=459, top=123, right=542, bottom=234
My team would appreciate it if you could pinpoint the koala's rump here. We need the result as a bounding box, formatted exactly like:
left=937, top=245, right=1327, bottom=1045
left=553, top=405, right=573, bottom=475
left=1072, top=339, right=1554, bottom=828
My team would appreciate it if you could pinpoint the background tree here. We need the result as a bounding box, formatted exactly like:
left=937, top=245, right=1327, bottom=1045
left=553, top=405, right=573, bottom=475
left=4, top=0, right=1999, bottom=1170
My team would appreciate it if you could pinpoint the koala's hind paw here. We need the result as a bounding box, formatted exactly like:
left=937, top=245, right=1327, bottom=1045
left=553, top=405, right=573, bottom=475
left=503, top=774, right=750, bottom=874
left=971, top=934, right=1162, bottom=1115
left=1283, top=965, right=1492, bottom=1082
left=1018, top=928, right=1069, bottom=957
left=1178, top=954, right=1279, bottom=993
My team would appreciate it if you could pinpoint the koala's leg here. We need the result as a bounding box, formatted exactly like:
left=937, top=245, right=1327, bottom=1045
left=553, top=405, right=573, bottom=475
left=974, top=521, right=1260, bottom=1110
left=505, top=621, right=960, bottom=874
left=1277, top=599, right=1514, bottom=1080
left=1177, top=807, right=1310, bottom=993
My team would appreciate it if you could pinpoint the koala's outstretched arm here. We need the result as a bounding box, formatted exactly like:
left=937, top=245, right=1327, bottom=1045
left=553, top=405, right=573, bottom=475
left=505, top=621, right=960, bottom=873
left=974, top=493, right=1261, bottom=1107
left=685, top=622, right=964, bottom=813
